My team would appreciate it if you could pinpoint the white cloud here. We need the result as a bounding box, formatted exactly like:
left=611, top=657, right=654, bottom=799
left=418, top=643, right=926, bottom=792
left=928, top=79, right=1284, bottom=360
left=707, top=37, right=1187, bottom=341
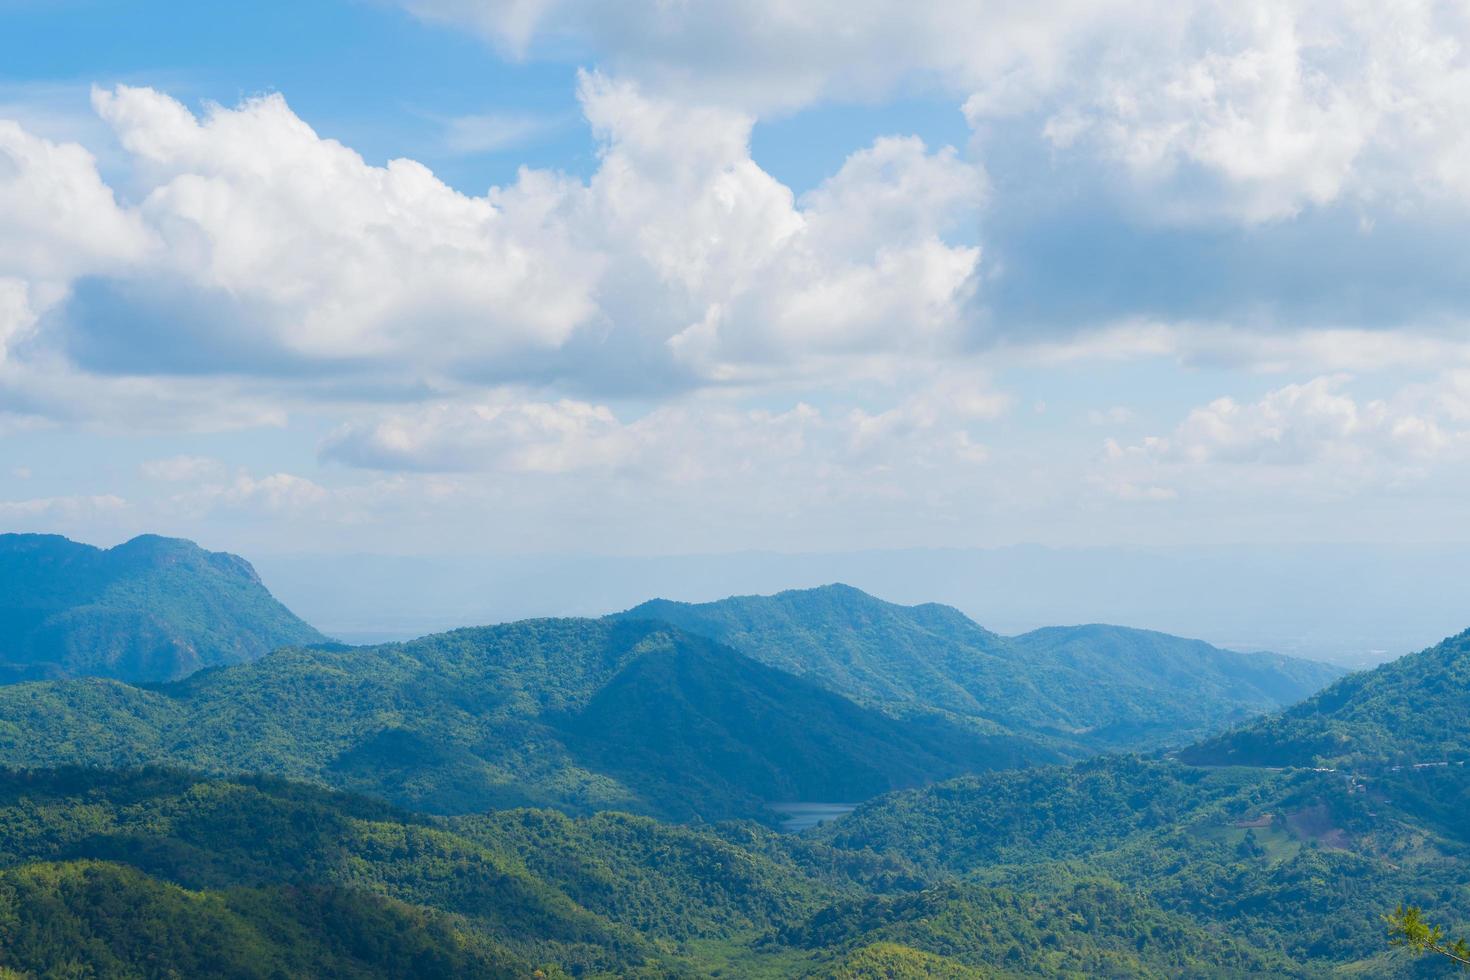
left=321, top=369, right=1007, bottom=479
left=1031, top=2, right=1470, bottom=222
left=400, top=0, right=1470, bottom=222
left=0, top=354, right=290, bottom=433
left=321, top=395, right=632, bottom=473
left=1125, top=375, right=1453, bottom=467
left=91, top=84, right=599, bottom=370
left=0, top=279, right=37, bottom=367
left=0, top=119, right=152, bottom=364
left=0, top=119, right=150, bottom=284
left=573, top=73, right=984, bottom=381
left=215, top=472, right=332, bottom=513
left=0, top=80, right=984, bottom=426
left=396, top=0, right=1118, bottom=113
left=162, top=471, right=334, bottom=519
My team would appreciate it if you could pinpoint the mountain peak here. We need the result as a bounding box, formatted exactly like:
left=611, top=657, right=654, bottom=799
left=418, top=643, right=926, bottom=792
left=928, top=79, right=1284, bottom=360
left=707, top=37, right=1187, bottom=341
left=0, top=531, right=321, bottom=683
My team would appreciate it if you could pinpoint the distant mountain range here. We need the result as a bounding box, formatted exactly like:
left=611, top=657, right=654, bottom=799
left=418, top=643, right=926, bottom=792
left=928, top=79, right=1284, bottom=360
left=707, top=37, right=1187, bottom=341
left=620, top=584, right=1344, bottom=752
left=0, top=534, right=323, bottom=683
left=0, top=537, right=1347, bottom=823
left=0, top=618, right=1036, bottom=821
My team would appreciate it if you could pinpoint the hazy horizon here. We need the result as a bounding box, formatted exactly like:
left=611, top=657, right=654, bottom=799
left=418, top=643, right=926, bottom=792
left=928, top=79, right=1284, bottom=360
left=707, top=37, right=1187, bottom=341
left=237, top=541, right=1470, bottom=667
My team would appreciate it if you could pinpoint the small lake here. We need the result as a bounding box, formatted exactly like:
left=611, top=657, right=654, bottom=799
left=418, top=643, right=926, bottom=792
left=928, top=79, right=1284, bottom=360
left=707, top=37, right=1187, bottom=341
left=768, top=802, right=857, bottom=832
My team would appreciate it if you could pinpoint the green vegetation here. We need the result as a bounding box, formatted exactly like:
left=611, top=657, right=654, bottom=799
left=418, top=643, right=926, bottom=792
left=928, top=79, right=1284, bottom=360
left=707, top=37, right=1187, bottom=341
left=811, top=753, right=1470, bottom=974
left=1387, top=905, right=1470, bottom=970
left=2, top=565, right=1466, bottom=977
left=0, top=766, right=1331, bottom=978
left=0, top=619, right=1017, bottom=821
left=816, top=943, right=986, bottom=979
left=1183, top=628, right=1470, bottom=770
left=0, top=860, right=524, bottom=979
left=0, top=533, right=324, bottom=683
left=621, top=584, right=1343, bottom=753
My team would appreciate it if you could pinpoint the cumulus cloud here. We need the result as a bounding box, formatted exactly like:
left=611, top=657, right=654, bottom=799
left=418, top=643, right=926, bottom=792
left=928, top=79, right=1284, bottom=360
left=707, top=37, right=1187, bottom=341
left=400, top=0, right=1470, bottom=223
left=0, top=119, right=151, bottom=364
left=0, top=79, right=984, bottom=427
left=572, top=74, right=984, bottom=382
left=1032, top=2, right=1470, bottom=222
left=89, top=83, right=599, bottom=373
left=397, top=0, right=1137, bottom=116
left=1117, top=375, right=1454, bottom=468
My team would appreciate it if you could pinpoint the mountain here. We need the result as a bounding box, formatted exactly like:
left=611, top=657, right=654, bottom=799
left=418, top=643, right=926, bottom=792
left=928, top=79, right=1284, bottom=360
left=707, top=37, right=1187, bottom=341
left=1006, top=624, right=1348, bottom=748
left=810, top=754, right=1470, bottom=975
left=0, top=533, right=324, bottom=683
left=812, top=613, right=1470, bottom=971
left=0, top=618, right=1039, bottom=821
left=1181, top=628, right=1470, bottom=769
left=0, top=766, right=1297, bottom=978
left=618, top=584, right=1344, bottom=751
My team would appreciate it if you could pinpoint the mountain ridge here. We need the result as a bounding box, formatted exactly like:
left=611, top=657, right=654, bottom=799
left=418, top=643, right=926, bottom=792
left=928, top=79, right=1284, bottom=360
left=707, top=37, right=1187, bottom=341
left=618, top=583, right=1345, bottom=753
left=0, top=616, right=1038, bottom=822
left=0, top=532, right=325, bottom=683
left=1180, top=626, right=1470, bottom=769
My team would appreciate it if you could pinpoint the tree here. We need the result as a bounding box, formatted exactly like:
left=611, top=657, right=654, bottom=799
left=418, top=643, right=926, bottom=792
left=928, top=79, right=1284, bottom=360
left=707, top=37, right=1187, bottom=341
left=1386, top=905, right=1470, bottom=969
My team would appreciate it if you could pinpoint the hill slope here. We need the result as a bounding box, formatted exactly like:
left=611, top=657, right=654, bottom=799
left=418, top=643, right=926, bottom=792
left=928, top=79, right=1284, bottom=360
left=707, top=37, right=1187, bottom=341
left=812, top=754, right=1470, bottom=974
left=0, top=766, right=1298, bottom=978
left=619, top=584, right=1343, bottom=751
left=0, top=860, right=524, bottom=980
left=1181, top=627, right=1470, bottom=769
left=0, top=619, right=1034, bottom=821
left=0, top=533, right=324, bottom=683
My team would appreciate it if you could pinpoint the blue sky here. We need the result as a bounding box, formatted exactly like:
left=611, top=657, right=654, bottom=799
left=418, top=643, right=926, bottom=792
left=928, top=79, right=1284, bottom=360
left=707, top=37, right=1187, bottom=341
left=4, top=0, right=1470, bottom=577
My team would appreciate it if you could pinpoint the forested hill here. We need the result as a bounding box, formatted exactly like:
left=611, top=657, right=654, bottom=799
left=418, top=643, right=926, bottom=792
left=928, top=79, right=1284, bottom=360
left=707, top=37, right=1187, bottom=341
left=619, top=584, right=1344, bottom=752
left=0, top=618, right=1046, bottom=822
left=810, top=754, right=1470, bottom=974
left=0, top=533, right=324, bottom=683
left=1181, top=627, right=1470, bottom=769
left=0, top=766, right=1302, bottom=978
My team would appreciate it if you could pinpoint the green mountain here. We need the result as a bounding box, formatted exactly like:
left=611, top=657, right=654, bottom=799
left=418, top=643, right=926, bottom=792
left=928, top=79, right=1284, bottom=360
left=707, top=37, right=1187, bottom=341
left=1181, top=628, right=1470, bottom=769
left=0, top=533, right=324, bottom=683
left=0, top=766, right=1300, bottom=978
left=0, top=618, right=1032, bottom=821
left=810, top=754, right=1470, bottom=975
left=619, top=584, right=1344, bottom=751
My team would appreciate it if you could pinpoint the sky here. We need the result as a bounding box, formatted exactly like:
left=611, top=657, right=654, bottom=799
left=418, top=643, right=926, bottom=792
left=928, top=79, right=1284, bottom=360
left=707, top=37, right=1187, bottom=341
left=4, top=1, right=1470, bottom=622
